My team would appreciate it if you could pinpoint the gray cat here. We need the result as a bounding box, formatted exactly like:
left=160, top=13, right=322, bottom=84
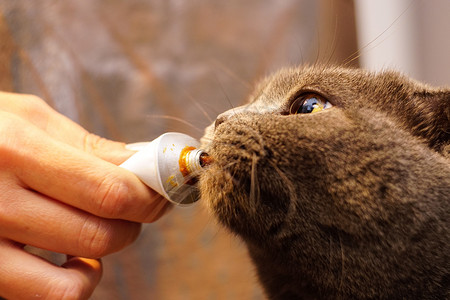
left=199, top=66, right=449, bottom=299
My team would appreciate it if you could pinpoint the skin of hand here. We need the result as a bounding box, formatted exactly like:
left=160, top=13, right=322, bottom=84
left=0, top=91, right=171, bottom=299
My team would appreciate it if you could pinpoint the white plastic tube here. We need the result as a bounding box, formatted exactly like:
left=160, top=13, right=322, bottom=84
left=120, top=132, right=208, bottom=205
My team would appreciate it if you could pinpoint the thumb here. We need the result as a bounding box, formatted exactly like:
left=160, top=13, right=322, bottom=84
left=82, top=132, right=137, bottom=165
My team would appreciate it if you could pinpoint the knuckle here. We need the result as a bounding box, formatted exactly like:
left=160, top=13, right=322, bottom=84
left=14, top=94, right=51, bottom=120
left=83, top=132, right=107, bottom=154
left=94, top=176, right=131, bottom=219
left=78, top=217, right=115, bottom=257
left=0, top=92, right=45, bottom=110
left=21, top=94, right=49, bottom=113
left=23, top=94, right=45, bottom=104
left=78, top=216, right=141, bottom=258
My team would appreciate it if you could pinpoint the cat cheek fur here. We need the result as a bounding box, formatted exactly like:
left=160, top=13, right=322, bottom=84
left=200, top=109, right=350, bottom=244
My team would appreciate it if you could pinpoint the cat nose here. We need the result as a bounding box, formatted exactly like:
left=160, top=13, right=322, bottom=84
left=214, top=105, right=249, bottom=131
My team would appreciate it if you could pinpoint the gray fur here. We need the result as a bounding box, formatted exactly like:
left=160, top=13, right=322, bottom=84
left=199, top=66, right=449, bottom=299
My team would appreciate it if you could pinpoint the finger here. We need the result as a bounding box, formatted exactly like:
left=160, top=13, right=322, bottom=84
left=0, top=91, right=134, bottom=165
left=0, top=240, right=102, bottom=299
left=80, top=132, right=136, bottom=165
left=0, top=183, right=141, bottom=258
left=61, top=256, right=103, bottom=285
left=1, top=112, right=170, bottom=223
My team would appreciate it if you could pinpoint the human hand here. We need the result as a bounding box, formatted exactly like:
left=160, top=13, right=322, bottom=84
left=0, top=92, right=171, bottom=299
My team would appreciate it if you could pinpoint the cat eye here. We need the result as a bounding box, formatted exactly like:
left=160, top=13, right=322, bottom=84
left=289, top=93, right=332, bottom=114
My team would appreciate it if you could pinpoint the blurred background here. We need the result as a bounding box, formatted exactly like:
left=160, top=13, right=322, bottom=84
left=0, top=0, right=448, bottom=299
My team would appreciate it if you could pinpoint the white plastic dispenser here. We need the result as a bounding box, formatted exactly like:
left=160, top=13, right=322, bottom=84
left=120, top=132, right=209, bottom=205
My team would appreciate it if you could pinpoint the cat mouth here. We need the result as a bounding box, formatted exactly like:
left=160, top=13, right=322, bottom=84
left=199, top=152, right=214, bottom=167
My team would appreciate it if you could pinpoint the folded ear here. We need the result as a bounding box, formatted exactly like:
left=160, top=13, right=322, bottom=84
left=408, top=89, right=449, bottom=154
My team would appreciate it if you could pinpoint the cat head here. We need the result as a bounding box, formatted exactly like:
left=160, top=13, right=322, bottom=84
left=199, top=65, right=449, bottom=297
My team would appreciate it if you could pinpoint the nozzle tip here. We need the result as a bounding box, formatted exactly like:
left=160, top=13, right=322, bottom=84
left=199, top=152, right=213, bottom=167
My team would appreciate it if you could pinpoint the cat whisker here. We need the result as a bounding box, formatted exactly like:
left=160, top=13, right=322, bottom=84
left=199, top=135, right=214, bottom=143
left=328, top=234, right=333, bottom=269
left=181, top=91, right=215, bottom=124
left=199, top=217, right=228, bottom=247
left=35, top=14, right=124, bottom=139
left=324, top=12, right=340, bottom=68
left=342, top=0, right=416, bottom=68
left=249, top=154, right=260, bottom=214
left=146, top=114, right=204, bottom=134
left=312, top=22, right=323, bottom=69
left=269, top=161, right=298, bottom=223
left=209, top=59, right=253, bottom=90
left=147, top=168, right=206, bottom=208
left=224, top=161, right=239, bottom=170
left=170, top=185, right=201, bottom=207
left=213, top=72, right=237, bottom=112
left=338, top=232, right=345, bottom=295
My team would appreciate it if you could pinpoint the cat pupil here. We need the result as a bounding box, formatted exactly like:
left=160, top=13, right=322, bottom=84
left=300, top=98, right=322, bottom=114
left=289, top=92, right=331, bottom=115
